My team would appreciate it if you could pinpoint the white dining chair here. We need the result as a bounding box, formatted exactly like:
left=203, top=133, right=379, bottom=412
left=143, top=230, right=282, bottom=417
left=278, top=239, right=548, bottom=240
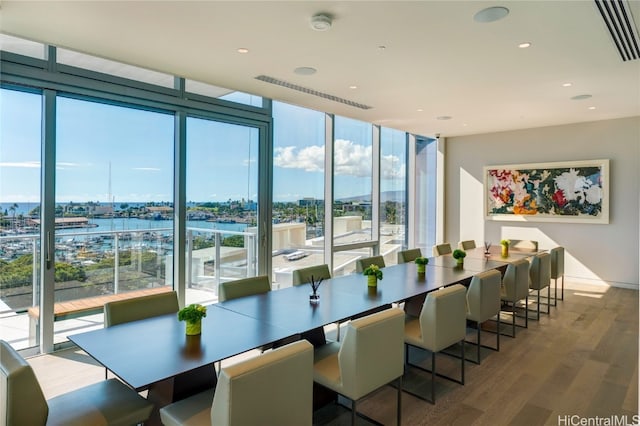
left=404, top=284, right=467, bottom=403
left=160, top=340, right=314, bottom=426
left=1, top=339, right=153, bottom=426
left=313, top=308, right=405, bottom=425
left=529, top=252, right=551, bottom=320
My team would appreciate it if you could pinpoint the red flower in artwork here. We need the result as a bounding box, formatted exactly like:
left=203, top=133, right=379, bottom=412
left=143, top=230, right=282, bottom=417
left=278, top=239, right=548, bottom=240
left=552, top=190, right=567, bottom=207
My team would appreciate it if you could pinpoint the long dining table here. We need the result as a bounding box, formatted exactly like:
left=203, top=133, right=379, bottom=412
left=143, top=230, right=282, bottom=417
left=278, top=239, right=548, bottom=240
left=68, top=255, right=509, bottom=423
left=463, top=245, right=541, bottom=263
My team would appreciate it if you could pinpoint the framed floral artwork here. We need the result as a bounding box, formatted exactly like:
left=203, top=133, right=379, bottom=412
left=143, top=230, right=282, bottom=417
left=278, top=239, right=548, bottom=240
left=484, top=159, right=609, bottom=224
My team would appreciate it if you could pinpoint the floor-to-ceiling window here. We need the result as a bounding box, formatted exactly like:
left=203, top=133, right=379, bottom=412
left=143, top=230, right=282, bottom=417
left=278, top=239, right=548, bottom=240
left=185, top=117, right=259, bottom=302
left=1, top=34, right=440, bottom=352
left=0, top=88, right=43, bottom=350
left=332, top=116, right=374, bottom=275
left=380, top=127, right=408, bottom=266
left=272, top=101, right=325, bottom=287
left=415, top=136, right=437, bottom=251
left=54, top=97, right=174, bottom=341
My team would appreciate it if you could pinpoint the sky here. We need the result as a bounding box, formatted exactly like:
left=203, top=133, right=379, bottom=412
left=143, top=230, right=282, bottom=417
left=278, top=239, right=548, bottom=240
left=1, top=88, right=406, bottom=205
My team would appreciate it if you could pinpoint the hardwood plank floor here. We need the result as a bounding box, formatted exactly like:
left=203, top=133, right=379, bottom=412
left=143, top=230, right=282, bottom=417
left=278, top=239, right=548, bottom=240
left=28, top=281, right=638, bottom=425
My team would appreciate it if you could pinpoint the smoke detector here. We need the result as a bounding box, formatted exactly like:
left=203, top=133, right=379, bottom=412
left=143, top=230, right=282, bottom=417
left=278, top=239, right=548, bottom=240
left=310, top=14, right=332, bottom=31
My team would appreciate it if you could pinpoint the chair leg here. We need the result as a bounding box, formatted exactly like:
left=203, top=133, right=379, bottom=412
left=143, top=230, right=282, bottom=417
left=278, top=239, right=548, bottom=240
left=351, top=399, right=356, bottom=426
left=552, top=278, right=558, bottom=307
left=476, top=323, right=482, bottom=364
left=396, top=376, right=402, bottom=426
left=546, top=285, right=551, bottom=314
left=404, top=344, right=463, bottom=403
left=560, top=275, right=564, bottom=300
left=460, top=338, right=465, bottom=385
left=512, top=304, right=517, bottom=337
left=524, top=294, right=529, bottom=328
left=431, top=351, right=436, bottom=404
left=496, top=314, right=500, bottom=351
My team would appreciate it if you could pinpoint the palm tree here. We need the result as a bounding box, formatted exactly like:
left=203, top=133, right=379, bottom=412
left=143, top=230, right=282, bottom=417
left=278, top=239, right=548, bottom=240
left=9, top=203, right=18, bottom=230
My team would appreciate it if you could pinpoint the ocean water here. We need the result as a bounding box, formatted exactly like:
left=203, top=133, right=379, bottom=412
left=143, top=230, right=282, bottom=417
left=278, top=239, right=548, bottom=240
left=58, top=218, right=248, bottom=237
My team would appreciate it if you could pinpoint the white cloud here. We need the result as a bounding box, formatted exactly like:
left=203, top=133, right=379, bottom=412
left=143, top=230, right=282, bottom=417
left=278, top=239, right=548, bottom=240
left=381, top=154, right=405, bottom=179
left=274, top=145, right=324, bottom=172
left=0, top=161, right=40, bottom=168
left=274, top=140, right=405, bottom=180
left=334, top=140, right=371, bottom=177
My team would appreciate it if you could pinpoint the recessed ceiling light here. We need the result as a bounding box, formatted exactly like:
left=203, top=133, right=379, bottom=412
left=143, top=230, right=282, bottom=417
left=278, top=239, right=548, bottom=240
left=417, top=108, right=424, bottom=112
left=571, top=94, right=592, bottom=100
left=474, top=6, right=510, bottom=23
left=310, top=13, right=332, bottom=31
left=562, top=83, right=573, bottom=87
left=436, top=115, right=452, bottom=121
left=349, top=85, right=358, bottom=89
left=588, top=106, right=596, bottom=110
left=237, top=48, right=249, bottom=54
left=294, top=67, right=317, bottom=76
left=518, top=42, right=531, bottom=49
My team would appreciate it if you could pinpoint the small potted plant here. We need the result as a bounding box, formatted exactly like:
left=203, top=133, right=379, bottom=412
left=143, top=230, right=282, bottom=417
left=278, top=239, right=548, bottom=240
left=500, top=239, right=510, bottom=258
left=452, top=249, right=467, bottom=266
left=363, top=264, right=383, bottom=287
left=415, top=256, right=429, bottom=274
left=178, top=303, right=207, bottom=335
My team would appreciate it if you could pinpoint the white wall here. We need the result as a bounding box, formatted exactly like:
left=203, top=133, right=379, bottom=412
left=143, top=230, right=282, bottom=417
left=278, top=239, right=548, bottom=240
left=445, top=116, right=640, bottom=289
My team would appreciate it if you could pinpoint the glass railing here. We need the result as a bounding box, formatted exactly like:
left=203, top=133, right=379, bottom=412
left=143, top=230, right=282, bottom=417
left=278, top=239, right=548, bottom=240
left=0, top=226, right=258, bottom=349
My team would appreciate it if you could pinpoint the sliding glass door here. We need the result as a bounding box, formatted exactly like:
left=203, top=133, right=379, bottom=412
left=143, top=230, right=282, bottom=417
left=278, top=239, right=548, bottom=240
left=0, top=88, right=43, bottom=350
left=54, top=97, right=174, bottom=342
left=185, top=117, right=260, bottom=303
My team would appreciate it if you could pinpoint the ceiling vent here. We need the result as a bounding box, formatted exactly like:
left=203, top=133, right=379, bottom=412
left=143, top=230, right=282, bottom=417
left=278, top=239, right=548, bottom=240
left=594, top=0, right=640, bottom=61
left=255, top=75, right=372, bottom=110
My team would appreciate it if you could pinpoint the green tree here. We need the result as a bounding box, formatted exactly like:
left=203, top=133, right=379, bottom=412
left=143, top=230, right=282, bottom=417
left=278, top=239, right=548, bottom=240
left=222, top=235, right=244, bottom=247
left=55, top=262, right=87, bottom=282
left=8, top=203, right=18, bottom=229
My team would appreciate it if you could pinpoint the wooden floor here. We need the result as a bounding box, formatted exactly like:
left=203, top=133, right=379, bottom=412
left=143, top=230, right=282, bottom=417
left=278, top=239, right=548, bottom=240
left=29, top=280, right=638, bottom=425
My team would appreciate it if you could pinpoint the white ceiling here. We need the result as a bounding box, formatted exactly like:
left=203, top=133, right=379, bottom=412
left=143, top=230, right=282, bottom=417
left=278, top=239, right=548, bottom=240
left=1, top=1, right=639, bottom=137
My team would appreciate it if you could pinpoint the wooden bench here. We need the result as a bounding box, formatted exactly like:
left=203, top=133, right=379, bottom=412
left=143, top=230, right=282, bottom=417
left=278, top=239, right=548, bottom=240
left=27, top=286, right=173, bottom=345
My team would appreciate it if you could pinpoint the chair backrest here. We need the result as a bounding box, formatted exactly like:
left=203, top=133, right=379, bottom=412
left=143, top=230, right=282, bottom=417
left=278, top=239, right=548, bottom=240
left=355, top=255, right=385, bottom=273
left=466, top=269, right=502, bottom=323
left=458, top=240, right=476, bottom=250
left=338, top=308, right=405, bottom=399
left=550, top=246, right=565, bottom=279
left=211, top=340, right=313, bottom=426
left=0, top=340, right=49, bottom=426
left=529, top=252, right=551, bottom=290
left=292, top=264, right=331, bottom=286
left=219, top=275, right=271, bottom=302
left=419, top=284, right=467, bottom=352
left=509, top=239, right=539, bottom=252
left=432, top=243, right=452, bottom=257
left=397, top=248, right=422, bottom=264
left=501, top=258, right=530, bottom=302
left=104, top=290, right=179, bottom=327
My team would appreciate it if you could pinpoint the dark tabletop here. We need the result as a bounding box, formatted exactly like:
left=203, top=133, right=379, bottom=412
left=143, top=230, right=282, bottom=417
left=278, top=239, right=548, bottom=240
left=217, top=262, right=476, bottom=333
left=463, top=246, right=538, bottom=263
left=427, top=255, right=508, bottom=272
left=69, top=305, right=294, bottom=391
left=69, top=259, right=505, bottom=391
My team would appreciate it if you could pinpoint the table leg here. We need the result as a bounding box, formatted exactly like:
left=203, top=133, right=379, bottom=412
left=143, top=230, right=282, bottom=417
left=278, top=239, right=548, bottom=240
left=145, top=363, right=217, bottom=425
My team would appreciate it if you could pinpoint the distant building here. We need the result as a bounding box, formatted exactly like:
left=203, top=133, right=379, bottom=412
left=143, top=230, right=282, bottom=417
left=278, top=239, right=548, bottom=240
left=298, top=198, right=324, bottom=207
